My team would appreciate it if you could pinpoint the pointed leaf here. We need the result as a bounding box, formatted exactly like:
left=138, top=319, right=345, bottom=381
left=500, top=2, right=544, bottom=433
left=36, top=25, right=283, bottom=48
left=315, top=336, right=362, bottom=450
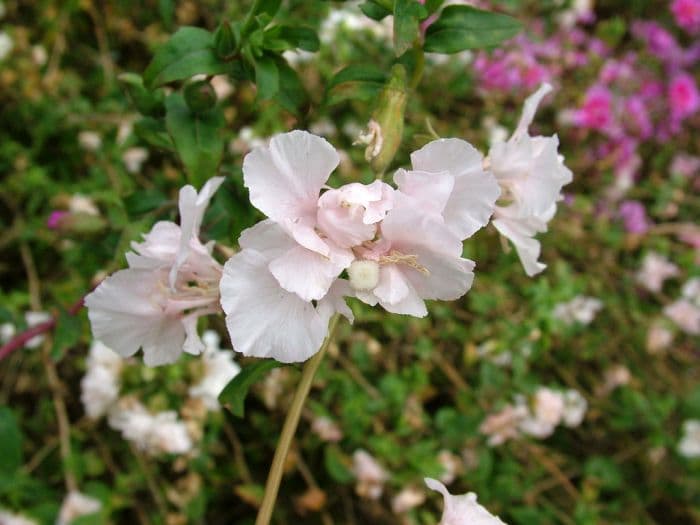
left=326, top=64, right=387, bottom=105
left=165, top=94, right=225, bottom=187
left=254, top=55, right=279, bottom=100
left=144, top=27, right=228, bottom=89
left=424, top=5, right=522, bottom=53
left=0, top=407, right=22, bottom=475
left=393, top=0, right=427, bottom=56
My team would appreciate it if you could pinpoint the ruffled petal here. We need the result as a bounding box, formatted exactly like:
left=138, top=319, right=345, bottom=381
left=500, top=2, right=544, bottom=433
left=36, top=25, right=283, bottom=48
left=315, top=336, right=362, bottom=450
left=243, top=130, right=339, bottom=223
left=220, top=250, right=332, bottom=362
left=492, top=205, right=549, bottom=276
left=512, top=82, right=553, bottom=141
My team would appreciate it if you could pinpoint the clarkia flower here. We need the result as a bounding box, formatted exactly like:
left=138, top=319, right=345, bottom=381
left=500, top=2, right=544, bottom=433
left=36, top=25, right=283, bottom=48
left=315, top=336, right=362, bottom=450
left=85, top=177, right=224, bottom=366
left=489, top=83, right=573, bottom=276
left=672, top=0, right=700, bottom=33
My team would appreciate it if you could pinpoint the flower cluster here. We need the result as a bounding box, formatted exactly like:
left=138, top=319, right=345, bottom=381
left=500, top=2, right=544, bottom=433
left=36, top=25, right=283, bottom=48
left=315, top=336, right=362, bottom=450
left=85, top=84, right=571, bottom=364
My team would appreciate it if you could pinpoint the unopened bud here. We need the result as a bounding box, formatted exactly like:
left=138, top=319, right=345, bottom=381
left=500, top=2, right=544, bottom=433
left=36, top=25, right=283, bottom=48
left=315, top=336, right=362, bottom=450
left=214, top=21, right=238, bottom=60
left=184, top=80, right=217, bottom=113
left=366, top=64, right=407, bottom=175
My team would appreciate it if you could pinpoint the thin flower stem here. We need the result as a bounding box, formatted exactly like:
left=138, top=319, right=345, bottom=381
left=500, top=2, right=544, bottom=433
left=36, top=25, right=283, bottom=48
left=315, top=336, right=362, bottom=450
left=254, top=314, right=341, bottom=525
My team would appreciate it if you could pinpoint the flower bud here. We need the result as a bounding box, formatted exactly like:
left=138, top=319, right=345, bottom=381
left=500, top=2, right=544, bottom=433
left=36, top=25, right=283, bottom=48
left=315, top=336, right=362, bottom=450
left=348, top=260, right=380, bottom=291
left=214, top=21, right=238, bottom=60
left=184, top=80, right=217, bottom=114
left=366, top=64, right=407, bottom=175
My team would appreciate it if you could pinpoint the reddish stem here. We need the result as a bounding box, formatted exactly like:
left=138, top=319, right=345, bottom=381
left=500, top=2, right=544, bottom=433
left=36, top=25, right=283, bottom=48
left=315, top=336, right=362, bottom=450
left=0, top=296, right=86, bottom=361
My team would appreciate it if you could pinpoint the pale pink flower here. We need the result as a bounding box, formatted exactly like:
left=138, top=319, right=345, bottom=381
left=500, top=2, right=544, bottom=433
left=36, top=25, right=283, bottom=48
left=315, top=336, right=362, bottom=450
left=490, top=83, right=573, bottom=276
left=392, top=486, right=426, bottom=514
left=561, top=389, right=587, bottom=427
left=646, top=322, right=674, bottom=354
left=636, top=252, right=680, bottom=293
left=352, top=449, right=389, bottom=500
left=85, top=177, right=224, bottom=366
left=0, top=510, right=37, bottom=525
left=552, top=295, right=603, bottom=325
left=242, top=130, right=391, bottom=302
left=188, top=330, right=241, bottom=411
left=311, top=416, right=343, bottom=442
left=437, top=450, right=463, bottom=485
left=57, top=491, right=101, bottom=525
left=424, top=478, right=508, bottom=525
left=479, top=404, right=528, bottom=446
left=518, top=388, right=565, bottom=438
left=80, top=341, right=122, bottom=420
left=678, top=420, right=700, bottom=458
left=665, top=299, right=700, bottom=334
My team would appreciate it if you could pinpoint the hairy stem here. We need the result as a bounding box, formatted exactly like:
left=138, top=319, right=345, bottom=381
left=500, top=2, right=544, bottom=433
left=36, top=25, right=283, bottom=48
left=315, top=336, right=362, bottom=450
left=254, top=314, right=341, bottom=525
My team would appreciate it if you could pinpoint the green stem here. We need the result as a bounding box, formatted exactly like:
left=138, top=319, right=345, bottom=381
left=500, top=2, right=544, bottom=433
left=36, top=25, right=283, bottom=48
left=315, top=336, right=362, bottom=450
left=410, top=40, right=425, bottom=90
left=240, top=0, right=266, bottom=42
left=254, top=314, right=341, bottom=525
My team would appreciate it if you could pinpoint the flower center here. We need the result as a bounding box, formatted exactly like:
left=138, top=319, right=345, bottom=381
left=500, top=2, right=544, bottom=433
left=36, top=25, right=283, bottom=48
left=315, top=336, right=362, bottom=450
left=348, top=260, right=380, bottom=291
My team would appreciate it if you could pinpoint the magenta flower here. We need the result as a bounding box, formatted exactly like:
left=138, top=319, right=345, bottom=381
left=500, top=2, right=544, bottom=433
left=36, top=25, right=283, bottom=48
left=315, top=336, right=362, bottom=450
left=574, top=86, right=615, bottom=132
left=669, top=72, right=700, bottom=122
left=672, top=0, right=700, bottom=33
left=47, top=210, right=69, bottom=229
left=619, top=200, right=650, bottom=234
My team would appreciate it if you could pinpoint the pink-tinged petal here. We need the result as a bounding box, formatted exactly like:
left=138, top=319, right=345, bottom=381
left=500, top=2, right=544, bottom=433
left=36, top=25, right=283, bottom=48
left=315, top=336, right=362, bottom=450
left=382, top=204, right=464, bottom=258
left=317, top=188, right=378, bottom=248
left=492, top=205, right=549, bottom=276
left=128, top=222, right=181, bottom=268
left=374, top=265, right=411, bottom=305
left=406, top=246, right=475, bottom=301
left=220, top=250, right=331, bottom=362
left=317, top=279, right=355, bottom=324
left=410, top=138, right=484, bottom=179
left=269, top=244, right=353, bottom=301
left=243, top=130, right=338, bottom=223
left=84, top=269, right=186, bottom=366
left=393, top=169, right=455, bottom=216
left=182, top=313, right=205, bottom=355
left=512, top=82, right=553, bottom=141
left=170, top=177, right=224, bottom=287
left=425, top=478, right=508, bottom=525
left=380, top=280, right=428, bottom=317
left=284, top=217, right=331, bottom=256
left=408, top=138, right=499, bottom=239
left=239, top=219, right=297, bottom=258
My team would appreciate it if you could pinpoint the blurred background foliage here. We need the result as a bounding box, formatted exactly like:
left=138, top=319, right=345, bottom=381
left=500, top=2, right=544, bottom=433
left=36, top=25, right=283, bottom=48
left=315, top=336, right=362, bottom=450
left=0, top=0, right=699, bottom=524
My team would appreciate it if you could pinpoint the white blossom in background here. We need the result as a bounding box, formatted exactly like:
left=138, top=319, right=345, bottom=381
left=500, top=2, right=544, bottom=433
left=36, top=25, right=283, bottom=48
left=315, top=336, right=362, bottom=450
left=518, top=388, right=565, bottom=438
left=210, top=75, right=234, bottom=100
left=122, top=147, right=149, bottom=174
left=392, top=486, right=426, bottom=514
left=437, top=450, right=463, bottom=485
left=31, top=45, right=47, bottom=66
left=56, top=491, right=101, bottom=525
left=80, top=341, right=122, bottom=420
left=682, top=277, right=700, bottom=305
left=352, top=449, right=388, bottom=500
left=310, top=416, right=343, bottom=442
left=664, top=300, right=700, bottom=335
left=479, top=404, right=528, bottom=446
left=108, top=399, right=193, bottom=455
left=24, top=311, right=51, bottom=348
left=561, top=389, right=588, bottom=427
left=556, top=0, right=594, bottom=28
left=678, top=420, right=700, bottom=458
left=425, top=478, right=508, bottom=525
left=0, top=510, right=38, bottom=525
left=636, top=252, right=679, bottom=292
left=0, top=322, right=15, bottom=343
left=188, top=330, right=241, bottom=411
left=68, top=194, right=100, bottom=216
left=77, top=131, right=102, bottom=152
left=599, top=365, right=631, bottom=395
left=319, top=3, right=392, bottom=44
left=646, top=322, right=674, bottom=354
left=85, top=177, right=224, bottom=366
left=489, top=83, right=573, bottom=276
left=0, top=31, right=13, bottom=61
left=552, top=295, right=603, bottom=325
left=282, top=49, right=315, bottom=67
left=229, top=127, right=269, bottom=155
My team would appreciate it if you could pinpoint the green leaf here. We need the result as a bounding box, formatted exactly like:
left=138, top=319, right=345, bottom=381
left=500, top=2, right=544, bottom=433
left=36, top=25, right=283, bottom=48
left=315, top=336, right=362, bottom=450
left=133, top=117, right=174, bottom=151
left=144, top=27, right=228, bottom=89
left=219, top=360, right=285, bottom=417
left=393, top=0, right=427, bottom=56
left=326, top=64, right=387, bottom=105
left=324, top=445, right=354, bottom=483
left=424, top=5, right=522, bottom=53
left=254, top=55, right=279, bottom=100
left=269, top=26, right=320, bottom=52
left=359, top=1, right=391, bottom=21
left=158, top=0, right=175, bottom=29
left=0, top=407, right=22, bottom=475
left=274, top=59, right=308, bottom=114
left=123, top=188, right=168, bottom=218
left=51, top=309, right=81, bottom=360
left=165, top=94, right=225, bottom=187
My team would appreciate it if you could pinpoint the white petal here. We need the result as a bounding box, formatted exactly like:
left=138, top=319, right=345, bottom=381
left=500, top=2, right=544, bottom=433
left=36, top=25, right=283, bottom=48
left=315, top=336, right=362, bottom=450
left=425, top=478, right=508, bottom=525
left=220, top=250, right=331, bottom=362
left=317, top=279, right=355, bottom=324
left=85, top=269, right=186, bottom=365
left=374, top=265, right=411, bottom=305
left=492, top=207, right=548, bottom=277
left=243, top=130, right=338, bottom=223
left=442, top=169, right=501, bottom=240
left=393, top=168, right=455, bottom=216
left=239, top=219, right=297, bottom=258
left=410, top=138, right=484, bottom=179
left=269, top=244, right=353, bottom=301
left=512, top=82, right=552, bottom=141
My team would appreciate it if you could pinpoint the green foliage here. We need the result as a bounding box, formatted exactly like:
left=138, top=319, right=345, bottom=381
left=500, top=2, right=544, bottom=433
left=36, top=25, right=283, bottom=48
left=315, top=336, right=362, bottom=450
left=144, top=27, right=229, bottom=89
left=219, top=360, right=285, bottom=417
left=424, top=5, right=523, bottom=53
left=326, top=65, right=388, bottom=105
left=0, top=408, right=23, bottom=475
left=393, top=0, right=427, bottom=56
left=165, top=93, right=225, bottom=187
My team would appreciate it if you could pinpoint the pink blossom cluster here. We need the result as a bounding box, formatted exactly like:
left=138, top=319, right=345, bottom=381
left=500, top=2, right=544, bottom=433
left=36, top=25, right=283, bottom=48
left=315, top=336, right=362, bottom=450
left=672, top=0, right=700, bottom=33
left=86, top=84, right=572, bottom=364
